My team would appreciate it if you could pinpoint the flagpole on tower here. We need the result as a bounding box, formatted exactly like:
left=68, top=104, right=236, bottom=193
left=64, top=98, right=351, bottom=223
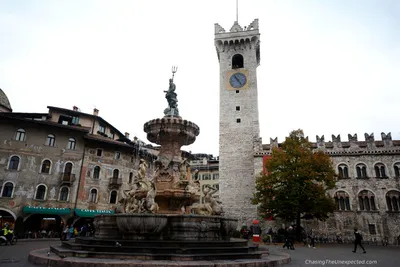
left=236, top=0, right=238, bottom=23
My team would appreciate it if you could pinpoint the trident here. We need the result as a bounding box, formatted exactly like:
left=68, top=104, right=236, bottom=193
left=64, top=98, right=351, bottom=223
left=171, top=66, right=178, bottom=81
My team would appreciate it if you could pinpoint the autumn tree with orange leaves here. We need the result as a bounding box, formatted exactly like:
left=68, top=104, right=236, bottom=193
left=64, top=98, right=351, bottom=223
left=252, top=129, right=336, bottom=240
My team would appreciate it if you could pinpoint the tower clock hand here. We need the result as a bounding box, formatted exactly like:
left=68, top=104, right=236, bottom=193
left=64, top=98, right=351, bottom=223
left=234, top=75, right=242, bottom=85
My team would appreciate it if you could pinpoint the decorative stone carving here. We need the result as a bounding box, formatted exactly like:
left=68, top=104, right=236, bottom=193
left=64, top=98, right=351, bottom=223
left=247, top=19, right=259, bottom=30
left=230, top=21, right=243, bottom=32
left=191, top=185, right=223, bottom=216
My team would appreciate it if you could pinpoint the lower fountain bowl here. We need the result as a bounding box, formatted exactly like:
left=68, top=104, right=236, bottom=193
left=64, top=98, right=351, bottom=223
left=116, top=214, right=169, bottom=240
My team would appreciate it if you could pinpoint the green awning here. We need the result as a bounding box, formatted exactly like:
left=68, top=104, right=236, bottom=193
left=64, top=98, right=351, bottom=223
left=23, top=206, right=71, bottom=215
left=74, top=209, right=115, bottom=218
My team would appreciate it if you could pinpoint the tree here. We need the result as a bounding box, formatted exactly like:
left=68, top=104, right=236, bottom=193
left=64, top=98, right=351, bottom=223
left=252, top=129, right=336, bottom=240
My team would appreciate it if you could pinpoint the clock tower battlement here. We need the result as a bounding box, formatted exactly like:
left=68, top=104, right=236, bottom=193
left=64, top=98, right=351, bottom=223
left=215, top=19, right=262, bottom=226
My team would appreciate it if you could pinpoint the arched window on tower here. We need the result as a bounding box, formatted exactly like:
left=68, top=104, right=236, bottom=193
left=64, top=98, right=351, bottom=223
left=374, top=163, right=387, bottom=178
left=232, top=54, right=244, bottom=69
left=394, top=163, right=400, bottom=178
left=356, top=164, right=367, bottom=178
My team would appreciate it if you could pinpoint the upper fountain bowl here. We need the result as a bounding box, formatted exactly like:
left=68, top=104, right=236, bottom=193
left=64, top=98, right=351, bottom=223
left=144, top=117, right=200, bottom=146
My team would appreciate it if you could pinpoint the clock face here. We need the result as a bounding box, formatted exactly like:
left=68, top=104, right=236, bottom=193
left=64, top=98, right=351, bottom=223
left=229, top=72, right=247, bottom=88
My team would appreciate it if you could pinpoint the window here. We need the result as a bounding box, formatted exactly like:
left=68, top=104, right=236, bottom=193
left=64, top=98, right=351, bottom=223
left=212, top=173, right=219, bottom=180
left=236, top=118, right=241, bottom=123
left=368, top=224, right=376, bottom=235
left=93, top=166, right=100, bottom=179
left=41, top=160, right=51, bottom=174
left=356, top=164, right=367, bottom=178
left=110, top=191, right=118, bottom=204
left=358, top=190, right=377, bottom=211
left=67, top=138, right=76, bottom=150
left=35, top=185, right=46, bottom=200
left=236, top=106, right=240, bottom=111
left=202, top=174, right=211, bottom=180
left=386, top=190, right=400, bottom=212
left=15, top=128, right=26, bottom=141
left=64, top=162, right=73, bottom=176
left=110, top=132, right=115, bottom=139
left=338, top=164, right=349, bottom=179
left=71, top=116, right=79, bottom=125
left=236, top=90, right=239, bottom=94
left=46, top=134, right=56, bottom=146
left=113, top=169, right=119, bottom=179
left=1, top=182, right=14, bottom=197
left=374, top=163, right=387, bottom=178
left=334, top=191, right=351, bottom=211
left=232, top=54, right=244, bottom=69
left=115, top=152, right=121, bottom=160
left=89, top=188, right=97, bottom=203
left=96, top=149, right=103, bottom=157
left=99, top=125, right=105, bottom=133
left=8, top=156, right=20, bottom=170
left=59, top=187, right=69, bottom=201
left=394, top=164, right=400, bottom=178
left=129, top=172, right=133, bottom=184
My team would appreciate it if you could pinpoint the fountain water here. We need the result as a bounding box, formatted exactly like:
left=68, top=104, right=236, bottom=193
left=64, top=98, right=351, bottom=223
left=29, top=68, right=269, bottom=266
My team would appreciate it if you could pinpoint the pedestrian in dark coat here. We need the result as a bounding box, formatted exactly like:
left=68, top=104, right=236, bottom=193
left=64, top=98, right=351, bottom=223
left=352, top=229, right=366, bottom=253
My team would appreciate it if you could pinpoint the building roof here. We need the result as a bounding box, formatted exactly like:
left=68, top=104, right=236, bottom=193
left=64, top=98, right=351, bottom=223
left=0, top=113, right=90, bottom=133
left=47, top=106, right=125, bottom=138
left=0, top=88, right=12, bottom=111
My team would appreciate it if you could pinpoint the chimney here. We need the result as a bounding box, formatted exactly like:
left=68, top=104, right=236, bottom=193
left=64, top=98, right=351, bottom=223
left=125, top=132, right=130, bottom=139
left=93, top=108, right=99, bottom=116
left=73, top=106, right=79, bottom=111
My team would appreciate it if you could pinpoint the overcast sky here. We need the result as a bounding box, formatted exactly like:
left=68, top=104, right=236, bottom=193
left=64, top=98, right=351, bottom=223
left=1, top=0, right=399, bottom=156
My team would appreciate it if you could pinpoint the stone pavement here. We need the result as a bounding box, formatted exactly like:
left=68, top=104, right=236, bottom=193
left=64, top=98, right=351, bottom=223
left=264, top=242, right=400, bottom=267
left=1, top=239, right=290, bottom=267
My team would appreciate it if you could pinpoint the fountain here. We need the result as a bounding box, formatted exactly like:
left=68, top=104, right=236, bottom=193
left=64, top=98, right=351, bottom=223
left=28, top=68, right=271, bottom=266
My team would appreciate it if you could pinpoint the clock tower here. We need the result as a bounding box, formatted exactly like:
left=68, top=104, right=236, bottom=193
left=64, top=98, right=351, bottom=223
left=214, top=19, right=261, bottom=225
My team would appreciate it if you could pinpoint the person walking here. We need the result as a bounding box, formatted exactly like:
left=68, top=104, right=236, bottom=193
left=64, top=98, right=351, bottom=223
left=352, top=228, right=366, bottom=253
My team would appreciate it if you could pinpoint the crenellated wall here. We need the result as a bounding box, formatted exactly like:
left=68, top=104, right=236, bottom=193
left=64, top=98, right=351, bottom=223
left=256, top=132, right=400, bottom=244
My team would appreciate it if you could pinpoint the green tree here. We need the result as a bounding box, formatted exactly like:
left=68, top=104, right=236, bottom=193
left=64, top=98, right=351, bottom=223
left=252, top=129, right=336, bottom=240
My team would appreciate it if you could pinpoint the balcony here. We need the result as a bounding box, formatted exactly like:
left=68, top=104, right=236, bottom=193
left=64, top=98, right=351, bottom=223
left=109, top=178, right=122, bottom=187
left=60, top=173, right=76, bottom=184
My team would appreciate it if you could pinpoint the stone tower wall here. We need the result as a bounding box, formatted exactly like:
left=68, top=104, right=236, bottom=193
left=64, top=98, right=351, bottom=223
left=215, top=20, right=261, bottom=225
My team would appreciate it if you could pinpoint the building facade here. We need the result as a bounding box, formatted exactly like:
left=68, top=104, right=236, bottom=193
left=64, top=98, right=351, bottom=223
left=255, top=134, right=400, bottom=244
left=215, top=19, right=261, bottom=224
left=0, top=95, right=159, bottom=234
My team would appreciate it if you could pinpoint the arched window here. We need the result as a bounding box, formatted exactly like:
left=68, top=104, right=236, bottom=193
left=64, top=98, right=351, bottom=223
left=41, top=159, right=51, bottom=174
left=113, top=169, right=119, bottom=179
left=358, top=190, right=377, bottom=211
left=46, top=134, right=56, bottom=146
left=89, top=188, right=97, bottom=203
left=8, top=156, right=20, bottom=170
left=232, top=54, right=244, bottom=69
left=1, top=182, right=14, bottom=197
left=386, top=190, right=400, bottom=212
left=15, top=128, right=26, bottom=141
left=64, top=162, right=73, bottom=176
left=374, top=163, right=386, bottom=178
left=109, top=191, right=118, bottom=204
left=338, top=164, right=349, bottom=179
left=334, top=191, right=351, bottom=211
left=35, top=185, right=47, bottom=200
left=67, top=138, right=76, bottom=150
left=356, top=164, right=367, bottom=178
left=93, top=166, right=100, bottom=179
left=129, top=172, right=133, bottom=184
left=59, top=187, right=69, bottom=201
left=394, top=164, right=400, bottom=178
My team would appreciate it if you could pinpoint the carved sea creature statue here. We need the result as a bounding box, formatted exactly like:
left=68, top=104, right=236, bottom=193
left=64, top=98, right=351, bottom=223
left=186, top=179, right=200, bottom=194
left=191, top=185, right=223, bottom=216
left=136, top=159, right=152, bottom=190
left=119, top=186, right=140, bottom=213
left=144, top=184, right=159, bottom=213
